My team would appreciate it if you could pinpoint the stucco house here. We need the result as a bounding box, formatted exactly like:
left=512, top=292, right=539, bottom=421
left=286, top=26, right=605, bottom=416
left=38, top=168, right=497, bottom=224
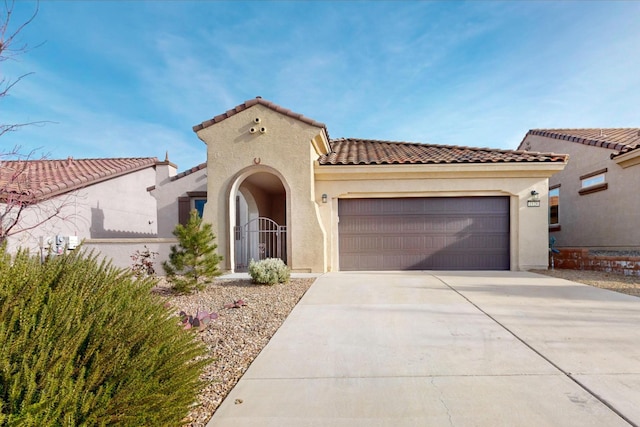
left=0, top=157, right=168, bottom=258
left=195, top=97, right=567, bottom=273
left=2, top=98, right=569, bottom=273
left=519, top=129, right=640, bottom=274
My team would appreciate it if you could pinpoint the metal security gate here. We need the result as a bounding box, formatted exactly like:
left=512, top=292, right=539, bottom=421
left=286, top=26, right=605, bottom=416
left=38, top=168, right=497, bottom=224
left=234, top=217, right=287, bottom=271
left=338, top=197, right=510, bottom=271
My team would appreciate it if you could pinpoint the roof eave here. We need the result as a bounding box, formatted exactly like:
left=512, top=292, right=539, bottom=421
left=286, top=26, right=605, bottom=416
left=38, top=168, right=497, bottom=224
left=311, top=130, right=331, bottom=156
left=314, top=161, right=567, bottom=180
left=193, top=97, right=328, bottom=135
left=526, top=129, right=634, bottom=151
left=612, top=148, right=640, bottom=169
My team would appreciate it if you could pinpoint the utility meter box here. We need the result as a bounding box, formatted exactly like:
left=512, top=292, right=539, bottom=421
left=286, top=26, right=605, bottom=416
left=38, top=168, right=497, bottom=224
left=67, top=235, right=79, bottom=250
left=41, top=235, right=79, bottom=254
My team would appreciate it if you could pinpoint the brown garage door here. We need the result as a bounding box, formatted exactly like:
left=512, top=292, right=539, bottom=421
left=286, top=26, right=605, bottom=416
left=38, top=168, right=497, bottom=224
left=338, top=197, right=510, bottom=271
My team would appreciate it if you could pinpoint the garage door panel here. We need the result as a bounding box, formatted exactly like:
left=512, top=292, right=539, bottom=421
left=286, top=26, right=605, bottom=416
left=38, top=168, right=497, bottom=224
left=347, top=217, right=380, bottom=233
left=342, top=254, right=386, bottom=270
left=451, top=234, right=509, bottom=249
left=339, top=197, right=510, bottom=271
left=383, top=236, right=408, bottom=251
left=340, top=236, right=379, bottom=252
left=471, top=215, right=509, bottom=230
left=443, top=217, right=473, bottom=232
left=403, top=220, right=427, bottom=232
left=425, top=235, right=447, bottom=249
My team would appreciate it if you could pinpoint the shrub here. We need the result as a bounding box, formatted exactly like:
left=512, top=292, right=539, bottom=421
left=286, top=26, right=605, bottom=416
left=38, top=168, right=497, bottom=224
left=163, top=210, right=223, bottom=294
left=0, top=248, right=207, bottom=426
left=248, top=258, right=291, bottom=285
left=130, top=245, right=158, bottom=277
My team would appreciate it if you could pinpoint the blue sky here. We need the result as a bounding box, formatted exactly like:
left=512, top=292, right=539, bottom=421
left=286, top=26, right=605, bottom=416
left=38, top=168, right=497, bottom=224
left=3, top=1, right=639, bottom=171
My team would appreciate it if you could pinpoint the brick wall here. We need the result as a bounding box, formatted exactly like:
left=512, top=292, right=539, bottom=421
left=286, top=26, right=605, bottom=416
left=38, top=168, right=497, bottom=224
left=550, top=248, right=640, bottom=276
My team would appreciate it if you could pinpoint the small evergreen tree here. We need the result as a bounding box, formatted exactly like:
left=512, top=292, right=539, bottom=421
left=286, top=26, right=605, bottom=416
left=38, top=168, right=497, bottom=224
left=163, top=209, right=223, bottom=294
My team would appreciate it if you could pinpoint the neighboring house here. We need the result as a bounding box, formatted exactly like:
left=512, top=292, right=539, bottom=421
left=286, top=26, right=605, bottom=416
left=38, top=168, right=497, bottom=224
left=149, top=161, right=207, bottom=237
left=0, top=156, right=174, bottom=265
left=519, top=129, right=640, bottom=275
left=195, top=97, right=567, bottom=273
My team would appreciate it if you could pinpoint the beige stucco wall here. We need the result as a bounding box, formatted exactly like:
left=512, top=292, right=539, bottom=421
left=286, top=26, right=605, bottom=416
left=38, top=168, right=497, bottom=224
left=82, top=238, right=175, bottom=275
left=196, top=104, right=327, bottom=272
left=5, top=167, right=158, bottom=258
left=151, top=165, right=207, bottom=237
left=314, top=163, right=565, bottom=271
left=524, top=134, right=640, bottom=250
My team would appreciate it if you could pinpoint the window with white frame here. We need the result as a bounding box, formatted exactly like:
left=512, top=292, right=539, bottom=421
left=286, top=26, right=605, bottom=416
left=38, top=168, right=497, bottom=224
left=581, top=173, right=605, bottom=188
left=579, top=168, right=608, bottom=195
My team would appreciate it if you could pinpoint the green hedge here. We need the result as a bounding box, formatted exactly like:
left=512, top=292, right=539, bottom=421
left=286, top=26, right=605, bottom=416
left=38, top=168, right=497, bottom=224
left=0, top=249, right=207, bottom=426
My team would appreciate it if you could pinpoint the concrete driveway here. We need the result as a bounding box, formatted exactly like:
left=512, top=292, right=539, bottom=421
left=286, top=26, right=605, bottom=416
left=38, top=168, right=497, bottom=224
left=208, top=271, right=640, bottom=427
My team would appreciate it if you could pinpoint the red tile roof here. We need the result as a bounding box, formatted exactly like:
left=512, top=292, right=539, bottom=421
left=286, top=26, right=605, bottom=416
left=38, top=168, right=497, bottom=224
left=171, top=162, right=206, bottom=181
left=611, top=142, right=640, bottom=159
left=0, top=157, right=158, bottom=203
left=193, top=96, right=328, bottom=133
left=520, top=128, right=640, bottom=153
left=318, top=138, right=568, bottom=165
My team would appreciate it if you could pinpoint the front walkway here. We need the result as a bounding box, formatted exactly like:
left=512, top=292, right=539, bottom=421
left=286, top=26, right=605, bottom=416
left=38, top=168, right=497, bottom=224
left=208, top=271, right=640, bottom=426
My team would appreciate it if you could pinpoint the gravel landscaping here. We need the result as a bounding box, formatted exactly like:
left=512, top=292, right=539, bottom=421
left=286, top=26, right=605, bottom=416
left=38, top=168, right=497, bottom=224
left=156, top=269, right=639, bottom=426
left=533, top=268, right=640, bottom=297
left=155, top=277, right=316, bottom=427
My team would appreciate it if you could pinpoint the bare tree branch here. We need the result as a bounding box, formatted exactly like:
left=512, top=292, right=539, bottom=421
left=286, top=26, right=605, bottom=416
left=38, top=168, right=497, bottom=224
left=1, top=71, right=33, bottom=97
left=0, top=1, right=69, bottom=248
left=0, top=0, right=40, bottom=61
left=0, top=195, right=66, bottom=239
left=0, top=120, right=56, bottom=138
left=0, top=154, right=78, bottom=245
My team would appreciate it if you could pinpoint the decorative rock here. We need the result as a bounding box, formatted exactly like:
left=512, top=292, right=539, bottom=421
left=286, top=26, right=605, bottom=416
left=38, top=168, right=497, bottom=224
left=155, top=277, right=314, bottom=426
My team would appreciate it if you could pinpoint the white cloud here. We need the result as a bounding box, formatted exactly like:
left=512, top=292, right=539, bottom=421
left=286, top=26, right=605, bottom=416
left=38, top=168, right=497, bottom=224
left=2, top=54, right=205, bottom=168
left=4, top=0, right=639, bottom=166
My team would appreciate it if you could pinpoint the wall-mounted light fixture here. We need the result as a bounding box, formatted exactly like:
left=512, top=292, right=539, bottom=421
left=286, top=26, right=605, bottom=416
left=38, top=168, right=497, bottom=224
left=527, top=190, right=540, bottom=207
left=321, top=194, right=328, bottom=204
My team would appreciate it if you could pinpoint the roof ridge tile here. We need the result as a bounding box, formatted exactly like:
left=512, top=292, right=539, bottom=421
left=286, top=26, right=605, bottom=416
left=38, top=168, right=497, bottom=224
left=193, top=97, right=327, bottom=132
left=523, top=128, right=640, bottom=151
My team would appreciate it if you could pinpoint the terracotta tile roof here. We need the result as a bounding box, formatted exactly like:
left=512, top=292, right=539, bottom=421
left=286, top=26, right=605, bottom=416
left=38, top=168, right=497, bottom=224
left=193, top=96, right=327, bottom=133
left=0, top=157, right=158, bottom=203
left=171, top=162, right=207, bottom=181
left=520, top=128, right=640, bottom=152
left=611, top=143, right=640, bottom=159
left=318, top=138, right=568, bottom=165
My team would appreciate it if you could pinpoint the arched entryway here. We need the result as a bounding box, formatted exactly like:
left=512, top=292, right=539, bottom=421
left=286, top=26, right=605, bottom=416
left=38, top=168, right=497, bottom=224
left=230, top=169, right=288, bottom=271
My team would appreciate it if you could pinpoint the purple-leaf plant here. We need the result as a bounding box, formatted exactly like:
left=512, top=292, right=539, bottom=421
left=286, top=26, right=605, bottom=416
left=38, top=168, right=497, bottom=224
left=179, top=310, right=218, bottom=331
left=224, top=299, right=247, bottom=309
